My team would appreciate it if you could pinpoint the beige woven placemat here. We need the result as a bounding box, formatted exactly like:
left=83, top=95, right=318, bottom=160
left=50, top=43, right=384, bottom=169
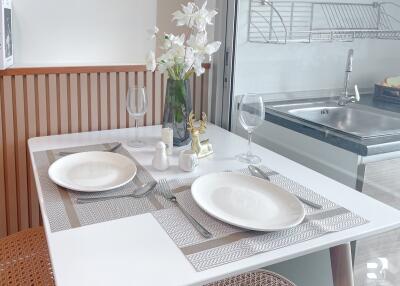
left=152, top=170, right=368, bottom=271
left=33, top=143, right=171, bottom=232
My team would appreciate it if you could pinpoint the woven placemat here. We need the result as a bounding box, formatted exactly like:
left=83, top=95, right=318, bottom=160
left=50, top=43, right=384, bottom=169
left=151, top=168, right=368, bottom=271
left=33, top=143, right=170, bottom=232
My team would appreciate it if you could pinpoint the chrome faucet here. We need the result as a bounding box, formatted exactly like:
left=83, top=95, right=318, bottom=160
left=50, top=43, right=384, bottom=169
left=338, top=49, right=360, bottom=106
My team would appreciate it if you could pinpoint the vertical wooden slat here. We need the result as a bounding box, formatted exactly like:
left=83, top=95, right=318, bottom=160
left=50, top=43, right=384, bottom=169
left=118, top=72, right=126, bottom=129
left=86, top=74, right=92, bottom=131
left=143, top=72, right=148, bottom=126
left=99, top=73, right=108, bottom=130
left=127, top=72, right=135, bottom=127
left=59, top=74, right=69, bottom=134
left=190, top=76, right=196, bottom=116
left=109, top=73, right=118, bottom=130
left=125, top=72, right=130, bottom=128
left=145, top=71, right=153, bottom=126
left=56, top=74, right=61, bottom=134
left=154, top=71, right=162, bottom=125
left=2, top=76, right=18, bottom=234
left=37, top=75, right=48, bottom=136
left=195, top=75, right=202, bottom=118
left=89, top=73, right=99, bottom=131
left=202, top=70, right=209, bottom=116
left=14, top=76, right=29, bottom=230
left=66, top=74, right=72, bottom=134
left=48, top=75, right=58, bottom=135
left=77, top=74, right=82, bottom=132
left=45, top=75, right=51, bottom=134
left=161, top=73, right=166, bottom=119
left=69, top=74, right=79, bottom=133
left=26, top=75, right=39, bottom=227
left=80, top=74, right=89, bottom=132
left=0, top=76, right=7, bottom=237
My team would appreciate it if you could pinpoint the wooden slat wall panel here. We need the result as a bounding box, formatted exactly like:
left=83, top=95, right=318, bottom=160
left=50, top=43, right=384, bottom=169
left=0, top=65, right=210, bottom=238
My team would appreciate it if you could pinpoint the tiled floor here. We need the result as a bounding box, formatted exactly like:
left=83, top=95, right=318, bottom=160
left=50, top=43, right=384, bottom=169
left=354, top=158, right=400, bottom=286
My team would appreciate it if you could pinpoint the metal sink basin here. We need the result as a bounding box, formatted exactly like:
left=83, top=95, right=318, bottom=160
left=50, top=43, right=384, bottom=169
left=268, top=100, right=400, bottom=139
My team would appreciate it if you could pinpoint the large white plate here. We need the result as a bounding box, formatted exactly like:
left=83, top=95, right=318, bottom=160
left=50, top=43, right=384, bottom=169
left=48, top=151, right=137, bottom=192
left=191, top=172, right=305, bottom=231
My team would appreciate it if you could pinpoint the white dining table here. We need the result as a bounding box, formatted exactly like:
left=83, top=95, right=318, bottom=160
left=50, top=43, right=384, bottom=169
left=28, top=124, right=400, bottom=286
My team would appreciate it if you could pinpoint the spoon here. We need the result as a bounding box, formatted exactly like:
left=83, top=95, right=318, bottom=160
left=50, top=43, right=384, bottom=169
left=75, top=181, right=157, bottom=204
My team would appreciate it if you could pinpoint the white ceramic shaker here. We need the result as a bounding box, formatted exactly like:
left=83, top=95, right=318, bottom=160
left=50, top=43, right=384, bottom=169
left=152, top=141, right=169, bottom=171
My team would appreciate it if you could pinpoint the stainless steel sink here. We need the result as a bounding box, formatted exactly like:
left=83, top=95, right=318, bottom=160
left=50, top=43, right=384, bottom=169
left=268, top=100, right=400, bottom=139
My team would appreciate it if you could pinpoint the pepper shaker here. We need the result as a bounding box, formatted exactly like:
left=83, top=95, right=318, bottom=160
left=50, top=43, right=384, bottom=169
left=152, top=141, right=169, bottom=171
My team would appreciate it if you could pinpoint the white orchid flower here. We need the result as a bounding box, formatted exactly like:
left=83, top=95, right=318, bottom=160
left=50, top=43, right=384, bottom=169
left=162, top=33, right=185, bottom=50
left=172, top=2, right=196, bottom=27
left=146, top=51, right=156, bottom=72
left=147, top=1, right=220, bottom=79
left=194, top=1, right=218, bottom=31
left=193, top=54, right=206, bottom=76
left=187, top=32, right=221, bottom=58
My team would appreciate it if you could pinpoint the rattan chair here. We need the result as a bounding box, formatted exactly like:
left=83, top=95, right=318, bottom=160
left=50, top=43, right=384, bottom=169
left=0, top=227, right=55, bottom=286
left=208, top=270, right=296, bottom=286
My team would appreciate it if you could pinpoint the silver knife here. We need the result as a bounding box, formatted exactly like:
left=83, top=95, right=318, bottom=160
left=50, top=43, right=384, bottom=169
left=248, top=165, right=323, bottom=209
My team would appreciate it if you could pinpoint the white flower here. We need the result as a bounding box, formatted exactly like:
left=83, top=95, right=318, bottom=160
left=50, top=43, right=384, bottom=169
left=193, top=53, right=206, bottom=76
left=146, top=51, right=156, bottom=72
left=161, top=33, right=185, bottom=50
left=194, top=1, right=218, bottom=31
left=146, top=26, right=159, bottom=39
left=172, top=2, right=196, bottom=27
left=187, top=32, right=221, bottom=59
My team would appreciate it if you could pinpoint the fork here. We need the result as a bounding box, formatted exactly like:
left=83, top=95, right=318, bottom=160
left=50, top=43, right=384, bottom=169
left=58, top=143, right=122, bottom=156
left=159, top=180, right=212, bottom=239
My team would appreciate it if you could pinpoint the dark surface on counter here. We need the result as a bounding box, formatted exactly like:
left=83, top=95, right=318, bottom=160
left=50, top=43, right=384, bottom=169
left=265, top=94, right=400, bottom=156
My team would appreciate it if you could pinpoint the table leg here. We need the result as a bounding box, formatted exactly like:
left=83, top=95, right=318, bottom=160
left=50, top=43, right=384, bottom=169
left=330, top=243, right=354, bottom=286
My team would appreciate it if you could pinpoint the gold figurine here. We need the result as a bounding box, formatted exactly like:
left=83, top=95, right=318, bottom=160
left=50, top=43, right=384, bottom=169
left=187, top=111, right=213, bottom=158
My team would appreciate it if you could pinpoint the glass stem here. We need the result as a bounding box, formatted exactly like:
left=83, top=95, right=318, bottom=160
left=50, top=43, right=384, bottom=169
left=247, top=131, right=253, bottom=157
left=134, top=119, right=139, bottom=142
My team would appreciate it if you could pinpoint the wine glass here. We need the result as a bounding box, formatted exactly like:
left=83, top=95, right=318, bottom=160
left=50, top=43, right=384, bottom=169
left=126, top=87, right=148, bottom=147
left=236, top=93, right=264, bottom=164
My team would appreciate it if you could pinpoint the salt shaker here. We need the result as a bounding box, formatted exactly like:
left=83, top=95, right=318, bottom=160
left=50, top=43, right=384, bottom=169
left=161, top=127, right=173, bottom=155
left=152, top=141, right=169, bottom=171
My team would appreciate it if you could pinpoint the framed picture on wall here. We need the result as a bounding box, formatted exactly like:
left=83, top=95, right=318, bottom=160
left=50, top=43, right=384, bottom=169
left=0, top=0, right=12, bottom=69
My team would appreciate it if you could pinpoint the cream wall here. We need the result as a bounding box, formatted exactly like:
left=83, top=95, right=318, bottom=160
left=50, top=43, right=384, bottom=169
left=12, top=0, right=217, bottom=67
left=12, top=0, right=157, bottom=67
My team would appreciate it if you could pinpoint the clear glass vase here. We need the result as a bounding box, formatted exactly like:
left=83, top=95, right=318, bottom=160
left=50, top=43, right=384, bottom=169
left=162, top=79, right=192, bottom=146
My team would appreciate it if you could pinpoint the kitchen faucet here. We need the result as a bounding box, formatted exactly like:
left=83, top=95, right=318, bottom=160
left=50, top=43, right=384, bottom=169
left=338, top=49, right=360, bottom=106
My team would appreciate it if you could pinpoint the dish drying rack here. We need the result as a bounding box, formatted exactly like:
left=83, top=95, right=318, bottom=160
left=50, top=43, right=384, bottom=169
left=248, top=1, right=400, bottom=44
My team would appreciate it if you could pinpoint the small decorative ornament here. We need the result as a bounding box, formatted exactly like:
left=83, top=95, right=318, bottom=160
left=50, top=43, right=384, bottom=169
left=187, top=111, right=213, bottom=158
left=152, top=141, right=169, bottom=171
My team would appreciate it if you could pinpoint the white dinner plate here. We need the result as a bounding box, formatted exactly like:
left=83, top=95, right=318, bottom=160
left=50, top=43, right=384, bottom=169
left=191, top=172, right=305, bottom=231
left=48, top=151, right=137, bottom=192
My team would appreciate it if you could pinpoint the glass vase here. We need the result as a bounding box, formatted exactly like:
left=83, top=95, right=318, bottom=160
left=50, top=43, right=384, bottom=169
left=162, top=79, right=192, bottom=146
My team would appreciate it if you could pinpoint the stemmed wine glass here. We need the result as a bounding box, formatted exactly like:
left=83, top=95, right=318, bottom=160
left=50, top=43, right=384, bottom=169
left=126, top=87, right=148, bottom=147
left=236, top=93, right=264, bottom=164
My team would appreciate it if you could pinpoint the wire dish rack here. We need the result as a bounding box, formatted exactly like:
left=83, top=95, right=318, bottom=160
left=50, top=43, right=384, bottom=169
left=248, top=1, right=400, bottom=44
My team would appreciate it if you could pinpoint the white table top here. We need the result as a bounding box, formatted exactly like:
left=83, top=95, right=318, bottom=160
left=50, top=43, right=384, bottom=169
left=28, top=125, right=400, bottom=286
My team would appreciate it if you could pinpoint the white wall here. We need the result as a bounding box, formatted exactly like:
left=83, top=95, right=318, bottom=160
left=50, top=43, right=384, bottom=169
left=234, top=0, right=400, bottom=96
left=12, top=0, right=157, bottom=66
